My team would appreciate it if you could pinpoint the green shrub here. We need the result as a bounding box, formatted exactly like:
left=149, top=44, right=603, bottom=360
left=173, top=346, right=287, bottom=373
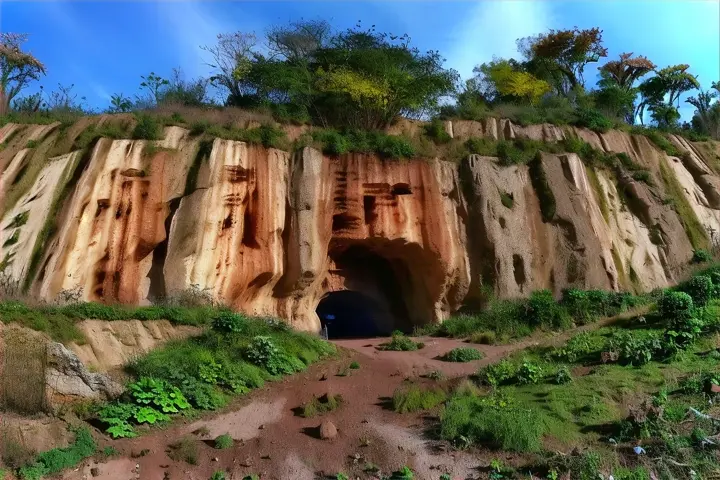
left=464, top=137, right=498, bottom=157
left=311, top=129, right=415, bottom=159
left=479, top=360, right=518, bottom=387
left=527, top=290, right=571, bottom=329
left=681, top=275, right=713, bottom=307
left=210, top=472, right=227, bottom=480
left=392, top=384, right=447, bottom=413
left=609, top=330, right=662, bottom=365
left=574, top=108, right=613, bottom=133
left=387, top=466, right=414, bottom=479
left=658, top=291, right=694, bottom=322
left=424, top=119, right=451, bottom=144
left=349, top=361, right=360, bottom=369
left=214, top=434, right=233, bottom=450
left=441, top=393, right=544, bottom=452
left=441, top=347, right=484, bottom=362
left=211, top=311, right=247, bottom=333
left=555, top=365, right=572, bottom=384
left=245, top=335, right=304, bottom=375
left=691, top=249, right=712, bottom=264
left=379, top=332, right=424, bottom=351
left=132, top=114, right=162, bottom=140
left=515, top=361, right=543, bottom=385
left=301, top=393, right=343, bottom=418
left=17, top=428, right=96, bottom=480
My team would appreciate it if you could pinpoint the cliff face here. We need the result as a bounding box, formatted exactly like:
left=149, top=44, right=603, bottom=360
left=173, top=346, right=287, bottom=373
left=2, top=117, right=719, bottom=332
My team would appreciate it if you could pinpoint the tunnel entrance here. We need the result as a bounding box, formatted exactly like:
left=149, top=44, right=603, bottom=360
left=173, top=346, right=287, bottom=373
left=317, top=291, right=390, bottom=339
left=317, top=243, right=413, bottom=339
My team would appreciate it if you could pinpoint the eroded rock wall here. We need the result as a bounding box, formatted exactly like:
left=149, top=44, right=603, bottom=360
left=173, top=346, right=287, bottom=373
left=3, top=118, right=720, bottom=331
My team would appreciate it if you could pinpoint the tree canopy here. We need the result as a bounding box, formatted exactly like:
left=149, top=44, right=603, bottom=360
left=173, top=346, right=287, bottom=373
left=0, top=33, right=46, bottom=116
left=203, top=21, right=459, bottom=129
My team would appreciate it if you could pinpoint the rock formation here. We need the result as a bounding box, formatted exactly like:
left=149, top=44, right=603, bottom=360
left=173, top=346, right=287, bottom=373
left=2, top=116, right=720, bottom=333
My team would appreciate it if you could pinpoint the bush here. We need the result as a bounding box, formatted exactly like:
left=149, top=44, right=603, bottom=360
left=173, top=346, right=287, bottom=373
left=657, top=291, right=694, bottom=322
left=681, top=275, right=713, bottom=307
left=245, top=335, right=304, bottom=375
left=555, top=365, right=572, bottom=384
left=214, top=434, right=233, bottom=450
left=349, top=361, right=360, bottom=369
left=464, top=137, right=498, bottom=157
left=691, top=249, right=712, bottom=264
left=211, top=312, right=247, bottom=333
left=441, top=347, right=484, bottom=362
left=379, top=332, right=424, bottom=351
left=526, top=290, right=571, bottom=330
left=301, top=393, right=343, bottom=418
left=210, top=472, right=227, bottom=480
left=515, top=361, right=543, bottom=385
left=479, top=360, right=518, bottom=387
left=392, top=384, right=447, bottom=413
left=469, top=331, right=496, bottom=344
left=311, top=129, right=415, bottom=159
left=609, top=331, right=662, bottom=365
left=132, top=113, right=162, bottom=140
left=424, top=119, right=451, bottom=144
left=574, top=107, right=613, bottom=133
left=441, top=393, right=544, bottom=452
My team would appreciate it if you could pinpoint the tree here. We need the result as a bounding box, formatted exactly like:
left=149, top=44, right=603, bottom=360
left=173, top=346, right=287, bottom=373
left=0, top=33, right=46, bottom=116
left=266, top=18, right=331, bottom=61
left=474, top=59, right=550, bottom=105
left=201, top=31, right=258, bottom=105
left=598, top=53, right=655, bottom=90
left=637, top=64, right=699, bottom=126
left=518, top=27, right=608, bottom=95
left=687, top=81, right=720, bottom=139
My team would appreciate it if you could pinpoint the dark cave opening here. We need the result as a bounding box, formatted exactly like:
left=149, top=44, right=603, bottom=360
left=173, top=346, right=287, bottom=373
left=317, top=291, right=389, bottom=339
left=318, top=243, right=413, bottom=338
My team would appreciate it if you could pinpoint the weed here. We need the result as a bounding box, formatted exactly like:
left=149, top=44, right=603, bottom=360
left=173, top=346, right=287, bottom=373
left=167, top=436, right=198, bottom=465
left=469, top=331, right=497, bottom=344
left=424, top=119, right=451, bottom=144
left=214, top=434, right=233, bottom=450
left=210, top=472, right=226, bottom=480
left=7, top=211, right=29, bottom=229
left=132, top=113, right=162, bottom=140
left=378, top=331, right=424, bottom=351
left=392, top=384, right=447, bottom=413
left=349, top=361, right=360, bottom=369
left=555, top=366, right=573, bottom=384
left=441, top=347, right=484, bottom=362
left=499, top=191, right=514, bottom=209
left=300, top=393, right=343, bottom=418
left=1, top=439, right=35, bottom=469
left=25, top=139, right=40, bottom=149
left=424, top=370, right=445, bottom=381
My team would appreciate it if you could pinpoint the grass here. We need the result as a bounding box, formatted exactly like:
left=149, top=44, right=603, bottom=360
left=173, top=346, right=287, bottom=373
left=190, top=121, right=289, bottom=150
left=300, top=393, right=343, bottom=418
left=25, top=139, right=40, bottom=149
left=214, top=434, right=233, bottom=450
left=657, top=156, right=709, bottom=250
left=15, top=427, right=96, bottom=480
left=392, top=384, right=447, bottom=413
left=441, top=347, right=484, bottom=362
left=167, top=436, right=198, bottom=465
left=378, top=332, right=424, bottom=351
left=0, top=300, right=227, bottom=343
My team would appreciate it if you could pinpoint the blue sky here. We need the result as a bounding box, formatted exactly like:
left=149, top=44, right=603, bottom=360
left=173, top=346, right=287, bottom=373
left=2, top=0, right=718, bottom=121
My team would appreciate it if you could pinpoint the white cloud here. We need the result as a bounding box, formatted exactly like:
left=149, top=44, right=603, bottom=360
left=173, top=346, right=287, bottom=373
left=446, top=0, right=556, bottom=81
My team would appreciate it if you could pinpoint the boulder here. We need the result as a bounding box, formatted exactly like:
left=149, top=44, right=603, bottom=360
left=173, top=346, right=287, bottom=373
left=45, top=342, right=124, bottom=406
left=319, top=420, right=337, bottom=440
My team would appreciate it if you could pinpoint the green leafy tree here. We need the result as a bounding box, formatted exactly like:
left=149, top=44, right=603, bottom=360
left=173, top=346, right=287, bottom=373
left=686, top=81, right=720, bottom=139
left=518, top=27, right=608, bottom=95
left=0, top=33, right=46, bottom=116
left=637, top=64, right=700, bottom=127
left=474, top=58, right=550, bottom=105
left=596, top=52, right=655, bottom=123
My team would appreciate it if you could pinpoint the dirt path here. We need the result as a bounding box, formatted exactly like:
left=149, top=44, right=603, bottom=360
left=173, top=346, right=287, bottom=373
left=62, top=311, right=647, bottom=480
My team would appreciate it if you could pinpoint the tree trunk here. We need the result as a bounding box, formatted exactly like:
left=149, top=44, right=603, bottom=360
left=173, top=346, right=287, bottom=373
left=0, top=87, right=8, bottom=117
